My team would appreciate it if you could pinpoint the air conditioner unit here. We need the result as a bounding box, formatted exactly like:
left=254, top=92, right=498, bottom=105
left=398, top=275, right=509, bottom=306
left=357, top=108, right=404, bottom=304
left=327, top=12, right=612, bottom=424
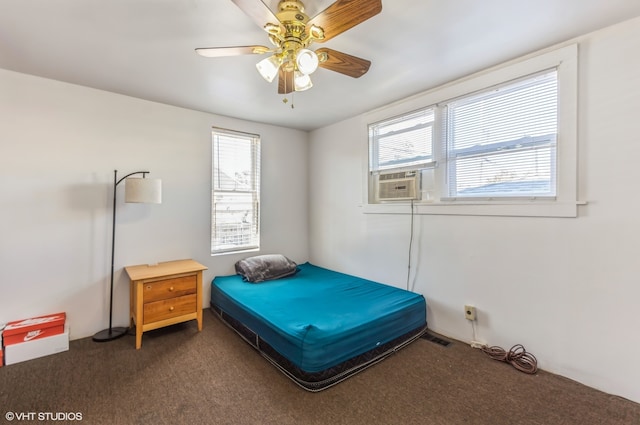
left=377, top=170, right=420, bottom=201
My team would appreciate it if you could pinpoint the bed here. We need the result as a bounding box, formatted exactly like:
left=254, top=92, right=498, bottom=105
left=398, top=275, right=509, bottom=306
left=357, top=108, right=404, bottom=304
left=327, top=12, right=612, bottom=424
left=210, top=259, right=427, bottom=391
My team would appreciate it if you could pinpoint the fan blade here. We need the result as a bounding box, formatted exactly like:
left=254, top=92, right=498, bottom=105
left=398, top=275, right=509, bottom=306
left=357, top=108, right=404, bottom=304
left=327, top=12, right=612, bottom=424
left=316, top=48, right=371, bottom=78
left=231, top=0, right=284, bottom=34
left=278, top=68, right=294, bottom=94
left=308, top=0, right=382, bottom=43
left=195, top=45, right=271, bottom=57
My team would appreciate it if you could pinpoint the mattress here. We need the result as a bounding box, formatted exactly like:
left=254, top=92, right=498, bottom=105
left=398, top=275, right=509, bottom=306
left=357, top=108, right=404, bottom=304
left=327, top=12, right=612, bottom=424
left=210, top=262, right=427, bottom=391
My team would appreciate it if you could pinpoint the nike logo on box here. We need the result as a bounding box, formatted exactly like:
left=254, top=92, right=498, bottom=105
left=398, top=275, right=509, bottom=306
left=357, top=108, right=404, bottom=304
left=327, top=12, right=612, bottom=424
left=23, top=330, right=44, bottom=342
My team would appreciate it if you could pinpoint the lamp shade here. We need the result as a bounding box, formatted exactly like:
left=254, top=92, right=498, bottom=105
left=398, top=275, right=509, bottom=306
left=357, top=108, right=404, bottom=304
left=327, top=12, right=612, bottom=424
left=256, top=55, right=282, bottom=83
left=294, top=71, right=313, bottom=92
left=295, top=49, right=319, bottom=75
left=124, top=178, right=162, bottom=204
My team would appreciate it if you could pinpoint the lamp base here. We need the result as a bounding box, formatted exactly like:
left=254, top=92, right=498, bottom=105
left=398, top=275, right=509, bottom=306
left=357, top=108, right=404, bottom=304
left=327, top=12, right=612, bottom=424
left=92, top=326, right=129, bottom=342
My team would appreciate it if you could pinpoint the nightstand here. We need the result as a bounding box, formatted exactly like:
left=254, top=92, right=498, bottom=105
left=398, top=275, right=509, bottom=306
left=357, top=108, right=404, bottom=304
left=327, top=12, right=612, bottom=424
left=126, top=259, right=208, bottom=349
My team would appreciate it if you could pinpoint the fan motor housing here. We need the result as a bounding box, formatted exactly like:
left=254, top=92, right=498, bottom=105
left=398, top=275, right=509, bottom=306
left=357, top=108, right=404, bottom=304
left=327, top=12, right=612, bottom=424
left=278, top=0, right=309, bottom=24
left=279, top=0, right=305, bottom=13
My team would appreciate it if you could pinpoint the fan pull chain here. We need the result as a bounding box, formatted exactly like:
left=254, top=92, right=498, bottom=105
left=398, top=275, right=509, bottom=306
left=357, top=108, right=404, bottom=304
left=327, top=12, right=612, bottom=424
left=282, top=93, right=294, bottom=109
left=282, top=72, right=294, bottom=109
left=283, top=69, right=288, bottom=106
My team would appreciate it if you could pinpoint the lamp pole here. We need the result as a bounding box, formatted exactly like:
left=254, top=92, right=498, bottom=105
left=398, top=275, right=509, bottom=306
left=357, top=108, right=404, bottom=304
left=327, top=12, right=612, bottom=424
left=93, top=170, right=150, bottom=342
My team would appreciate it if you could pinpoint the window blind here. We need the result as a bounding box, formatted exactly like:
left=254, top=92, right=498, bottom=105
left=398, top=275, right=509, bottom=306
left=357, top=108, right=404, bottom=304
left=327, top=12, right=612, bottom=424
left=211, top=128, right=260, bottom=254
left=444, top=70, right=558, bottom=198
left=369, top=107, right=435, bottom=172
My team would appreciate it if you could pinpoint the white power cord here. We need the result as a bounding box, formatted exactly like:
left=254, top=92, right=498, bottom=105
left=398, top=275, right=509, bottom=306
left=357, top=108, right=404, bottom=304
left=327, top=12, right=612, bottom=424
left=470, top=320, right=486, bottom=349
left=406, top=200, right=415, bottom=291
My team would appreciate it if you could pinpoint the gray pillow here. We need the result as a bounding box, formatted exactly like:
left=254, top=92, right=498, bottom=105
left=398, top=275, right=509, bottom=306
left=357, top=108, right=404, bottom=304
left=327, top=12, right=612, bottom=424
left=235, top=254, right=298, bottom=283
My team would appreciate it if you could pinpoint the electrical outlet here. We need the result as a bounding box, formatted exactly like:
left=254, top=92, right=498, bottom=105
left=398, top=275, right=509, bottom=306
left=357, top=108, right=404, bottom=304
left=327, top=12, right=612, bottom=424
left=464, top=305, right=477, bottom=321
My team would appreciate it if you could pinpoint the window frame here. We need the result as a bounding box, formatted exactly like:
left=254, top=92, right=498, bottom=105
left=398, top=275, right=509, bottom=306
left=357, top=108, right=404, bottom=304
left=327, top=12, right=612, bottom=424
left=442, top=68, right=559, bottom=200
left=211, top=127, right=261, bottom=256
left=363, top=43, right=578, bottom=218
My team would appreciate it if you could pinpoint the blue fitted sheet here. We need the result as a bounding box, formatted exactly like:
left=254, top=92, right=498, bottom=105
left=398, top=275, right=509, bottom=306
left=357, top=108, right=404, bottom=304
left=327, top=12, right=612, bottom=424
left=211, top=262, right=426, bottom=373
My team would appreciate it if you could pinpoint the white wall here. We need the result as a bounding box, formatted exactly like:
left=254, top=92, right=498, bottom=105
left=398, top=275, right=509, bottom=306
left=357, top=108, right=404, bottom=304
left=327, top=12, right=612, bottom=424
left=309, top=17, right=640, bottom=403
left=0, top=69, right=308, bottom=340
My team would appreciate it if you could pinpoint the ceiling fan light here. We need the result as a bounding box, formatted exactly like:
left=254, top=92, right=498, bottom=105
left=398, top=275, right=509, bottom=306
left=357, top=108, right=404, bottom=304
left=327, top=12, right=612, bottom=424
left=294, top=71, right=313, bottom=92
left=256, top=55, right=281, bottom=83
left=296, top=49, right=319, bottom=75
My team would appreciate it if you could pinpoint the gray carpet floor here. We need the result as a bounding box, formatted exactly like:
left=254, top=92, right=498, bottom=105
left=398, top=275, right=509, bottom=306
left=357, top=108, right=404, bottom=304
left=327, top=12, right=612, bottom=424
left=1, top=309, right=638, bottom=425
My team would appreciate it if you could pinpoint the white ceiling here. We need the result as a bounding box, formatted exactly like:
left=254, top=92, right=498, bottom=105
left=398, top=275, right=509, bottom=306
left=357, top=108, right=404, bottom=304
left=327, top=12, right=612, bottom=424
left=2, top=0, right=640, bottom=131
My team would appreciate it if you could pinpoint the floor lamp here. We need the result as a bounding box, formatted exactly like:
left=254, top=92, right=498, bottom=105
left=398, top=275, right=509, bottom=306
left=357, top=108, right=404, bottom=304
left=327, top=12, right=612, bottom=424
left=93, top=170, right=162, bottom=342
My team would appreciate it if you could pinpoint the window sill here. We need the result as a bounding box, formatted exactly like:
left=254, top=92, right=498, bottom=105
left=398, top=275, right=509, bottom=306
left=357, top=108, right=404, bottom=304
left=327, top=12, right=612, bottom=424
left=211, top=247, right=260, bottom=257
left=361, top=200, right=585, bottom=218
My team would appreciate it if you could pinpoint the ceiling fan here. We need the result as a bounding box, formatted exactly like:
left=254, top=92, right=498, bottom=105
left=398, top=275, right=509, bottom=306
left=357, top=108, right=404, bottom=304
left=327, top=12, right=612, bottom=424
left=196, top=0, right=382, bottom=94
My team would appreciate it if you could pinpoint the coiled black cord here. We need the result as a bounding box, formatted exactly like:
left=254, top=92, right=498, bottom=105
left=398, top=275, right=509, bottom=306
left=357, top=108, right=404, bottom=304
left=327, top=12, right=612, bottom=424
left=481, top=343, right=538, bottom=374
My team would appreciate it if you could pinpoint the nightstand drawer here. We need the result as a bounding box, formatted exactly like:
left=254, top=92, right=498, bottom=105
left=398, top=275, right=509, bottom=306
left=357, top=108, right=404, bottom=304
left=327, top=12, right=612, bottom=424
left=143, top=275, right=196, bottom=303
left=144, top=294, right=197, bottom=323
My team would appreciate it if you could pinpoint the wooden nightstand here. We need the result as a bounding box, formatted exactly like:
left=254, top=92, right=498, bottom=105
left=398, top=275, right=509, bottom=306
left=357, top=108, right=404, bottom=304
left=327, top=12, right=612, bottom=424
left=126, top=259, right=208, bottom=349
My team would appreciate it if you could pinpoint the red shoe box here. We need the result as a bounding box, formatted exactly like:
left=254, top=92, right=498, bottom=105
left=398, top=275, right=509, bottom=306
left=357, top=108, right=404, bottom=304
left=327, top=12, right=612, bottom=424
left=2, top=312, right=66, bottom=346
left=4, top=325, right=69, bottom=365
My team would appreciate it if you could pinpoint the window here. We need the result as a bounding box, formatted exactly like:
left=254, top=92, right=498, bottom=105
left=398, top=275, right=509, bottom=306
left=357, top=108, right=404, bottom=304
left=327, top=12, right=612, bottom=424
left=443, top=70, right=558, bottom=199
left=369, top=108, right=435, bottom=173
left=211, top=128, right=260, bottom=255
left=365, top=44, right=577, bottom=217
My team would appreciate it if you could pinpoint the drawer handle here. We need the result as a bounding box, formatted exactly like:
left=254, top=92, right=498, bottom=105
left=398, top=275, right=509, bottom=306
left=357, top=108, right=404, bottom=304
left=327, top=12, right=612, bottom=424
left=169, top=306, right=174, bottom=312
left=168, top=286, right=174, bottom=292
